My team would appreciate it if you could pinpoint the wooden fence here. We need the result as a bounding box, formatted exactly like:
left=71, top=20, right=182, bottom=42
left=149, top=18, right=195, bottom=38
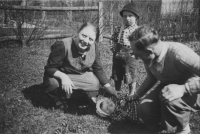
left=0, top=2, right=104, bottom=42
left=0, top=0, right=199, bottom=43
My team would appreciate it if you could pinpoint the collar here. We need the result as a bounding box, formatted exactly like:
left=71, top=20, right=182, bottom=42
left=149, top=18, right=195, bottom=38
left=124, top=23, right=137, bottom=29
left=148, top=42, right=168, bottom=68
left=156, top=42, right=168, bottom=65
left=72, top=38, right=79, bottom=52
left=118, top=24, right=138, bottom=44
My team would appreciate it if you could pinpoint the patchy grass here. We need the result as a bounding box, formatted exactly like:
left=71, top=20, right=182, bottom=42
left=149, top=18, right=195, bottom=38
left=0, top=40, right=199, bottom=134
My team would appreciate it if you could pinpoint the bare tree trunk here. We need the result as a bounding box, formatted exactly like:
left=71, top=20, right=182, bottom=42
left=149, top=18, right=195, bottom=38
left=42, top=1, right=46, bottom=22
left=21, top=0, right=26, bottom=6
left=198, top=0, right=200, bottom=39
left=4, top=10, right=9, bottom=24
left=110, top=2, right=114, bottom=44
left=68, top=0, right=72, bottom=21
left=98, top=2, right=103, bottom=42
left=20, top=0, right=26, bottom=47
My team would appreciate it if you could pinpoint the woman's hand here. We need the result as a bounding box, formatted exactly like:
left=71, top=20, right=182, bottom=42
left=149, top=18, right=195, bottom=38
left=53, top=71, right=75, bottom=98
left=61, top=75, right=75, bottom=98
left=104, top=84, right=119, bottom=98
left=112, top=90, right=120, bottom=98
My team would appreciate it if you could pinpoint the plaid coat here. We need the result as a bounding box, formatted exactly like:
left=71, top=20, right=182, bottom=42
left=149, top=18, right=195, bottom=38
left=109, top=94, right=141, bottom=124
left=110, top=25, right=138, bottom=83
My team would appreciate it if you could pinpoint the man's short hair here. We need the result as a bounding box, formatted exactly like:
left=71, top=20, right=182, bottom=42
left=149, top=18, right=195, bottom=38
left=129, top=25, right=159, bottom=50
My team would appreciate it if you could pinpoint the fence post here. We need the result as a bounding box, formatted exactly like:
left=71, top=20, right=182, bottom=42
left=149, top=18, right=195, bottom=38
left=21, top=0, right=27, bottom=6
left=3, top=10, right=8, bottom=24
left=68, top=0, right=72, bottom=21
left=42, top=1, right=46, bottom=21
left=110, top=3, right=114, bottom=44
left=98, top=2, right=103, bottom=42
left=198, top=0, right=200, bottom=39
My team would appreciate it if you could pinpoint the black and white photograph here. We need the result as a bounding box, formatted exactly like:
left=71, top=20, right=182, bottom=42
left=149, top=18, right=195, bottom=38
left=0, top=0, right=199, bottom=134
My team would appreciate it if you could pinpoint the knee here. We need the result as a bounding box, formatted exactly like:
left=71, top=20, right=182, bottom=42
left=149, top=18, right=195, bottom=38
left=163, top=98, right=192, bottom=112
left=137, top=99, right=159, bottom=124
left=83, top=73, right=100, bottom=90
left=43, top=76, right=60, bottom=92
left=137, top=101, right=150, bottom=121
left=49, top=77, right=60, bottom=88
left=90, top=77, right=100, bottom=90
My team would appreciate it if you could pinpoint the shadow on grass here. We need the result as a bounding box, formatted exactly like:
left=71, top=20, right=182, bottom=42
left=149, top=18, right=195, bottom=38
left=21, top=84, right=96, bottom=115
left=64, top=90, right=97, bottom=115
left=21, top=83, right=55, bottom=109
left=107, top=121, right=150, bottom=134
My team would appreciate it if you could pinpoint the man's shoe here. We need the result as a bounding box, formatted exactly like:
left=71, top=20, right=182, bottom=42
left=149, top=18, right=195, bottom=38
left=176, top=124, right=191, bottom=134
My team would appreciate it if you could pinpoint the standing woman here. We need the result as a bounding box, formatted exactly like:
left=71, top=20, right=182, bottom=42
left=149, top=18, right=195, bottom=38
left=43, top=22, right=118, bottom=110
left=111, top=2, right=139, bottom=95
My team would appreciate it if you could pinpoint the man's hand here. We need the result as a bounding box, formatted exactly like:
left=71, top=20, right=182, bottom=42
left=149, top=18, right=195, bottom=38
left=160, top=84, right=186, bottom=103
left=61, top=75, right=75, bottom=98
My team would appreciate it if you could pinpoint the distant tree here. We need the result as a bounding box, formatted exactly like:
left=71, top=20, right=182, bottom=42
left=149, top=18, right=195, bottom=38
left=198, top=0, right=200, bottom=38
left=0, top=0, right=55, bottom=47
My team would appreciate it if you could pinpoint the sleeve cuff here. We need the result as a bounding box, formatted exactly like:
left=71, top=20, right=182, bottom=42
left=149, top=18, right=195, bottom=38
left=185, top=83, right=192, bottom=95
left=104, top=83, right=111, bottom=88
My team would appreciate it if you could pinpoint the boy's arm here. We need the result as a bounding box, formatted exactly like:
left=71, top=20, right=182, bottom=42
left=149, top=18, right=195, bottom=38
left=129, top=82, right=136, bottom=96
left=110, top=26, right=120, bottom=52
left=129, top=59, right=138, bottom=96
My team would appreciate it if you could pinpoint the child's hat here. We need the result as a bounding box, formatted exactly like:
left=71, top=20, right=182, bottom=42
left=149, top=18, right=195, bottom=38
left=120, top=2, right=140, bottom=19
left=96, top=98, right=110, bottom=117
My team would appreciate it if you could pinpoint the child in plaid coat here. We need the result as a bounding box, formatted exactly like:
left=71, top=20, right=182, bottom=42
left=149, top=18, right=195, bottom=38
left=96, top=94, right=142, bottom=123
left=110, top=2, right=139, bottom=95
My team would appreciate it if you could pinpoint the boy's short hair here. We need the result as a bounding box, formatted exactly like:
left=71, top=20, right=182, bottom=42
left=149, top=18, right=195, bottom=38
left=129, top=25, right=159, bottom=51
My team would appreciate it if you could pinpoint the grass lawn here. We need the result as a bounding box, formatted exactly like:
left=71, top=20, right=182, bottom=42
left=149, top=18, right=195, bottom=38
left=0, top=40, right=199, bottom=134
